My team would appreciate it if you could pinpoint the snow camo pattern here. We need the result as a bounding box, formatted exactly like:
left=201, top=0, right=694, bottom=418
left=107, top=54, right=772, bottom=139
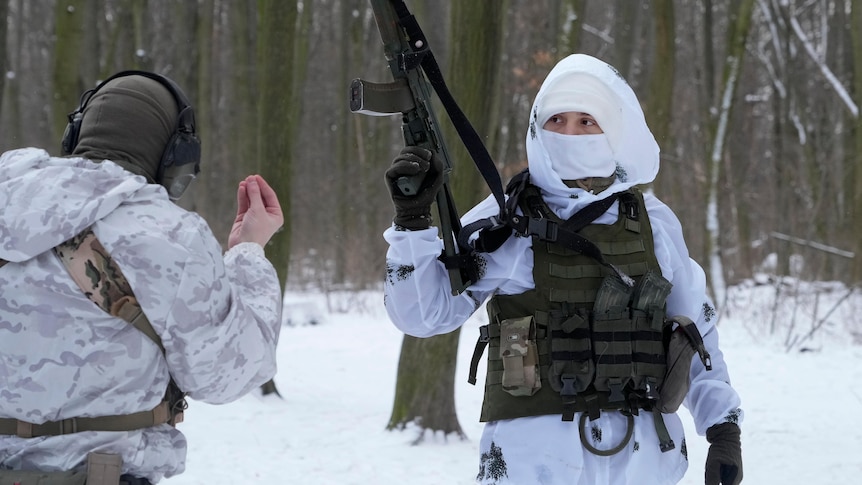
left=0, top=148, right=282, bottom=482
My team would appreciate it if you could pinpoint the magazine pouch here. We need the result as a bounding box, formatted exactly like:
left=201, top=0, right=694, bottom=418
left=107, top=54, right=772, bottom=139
left=500, top=316, right=542, bottom=396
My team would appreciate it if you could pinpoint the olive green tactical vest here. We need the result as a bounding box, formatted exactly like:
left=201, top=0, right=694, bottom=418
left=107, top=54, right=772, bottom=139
left=479, top=187, right=672, bottom=422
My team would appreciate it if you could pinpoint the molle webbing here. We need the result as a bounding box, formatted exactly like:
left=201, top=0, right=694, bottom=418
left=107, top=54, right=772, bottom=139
left=477, top=188, right=670, bottom=423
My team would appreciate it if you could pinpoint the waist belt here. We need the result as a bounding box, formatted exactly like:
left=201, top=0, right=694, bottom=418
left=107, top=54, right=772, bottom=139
left=0, top=402, right=175, bottom=438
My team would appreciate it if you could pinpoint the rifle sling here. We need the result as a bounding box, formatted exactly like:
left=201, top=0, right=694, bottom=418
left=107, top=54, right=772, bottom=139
left=390, top=0, right=506, bottom=221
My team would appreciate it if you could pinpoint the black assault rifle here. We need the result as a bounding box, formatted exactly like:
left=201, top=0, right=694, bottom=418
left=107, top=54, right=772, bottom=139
left=350, top=0, right=485, bottom=295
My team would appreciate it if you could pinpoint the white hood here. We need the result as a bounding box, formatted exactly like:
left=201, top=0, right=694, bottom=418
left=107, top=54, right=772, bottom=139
left=0, top=148, right=157, bottom=262
left=525, top=54, right=660, bottom=219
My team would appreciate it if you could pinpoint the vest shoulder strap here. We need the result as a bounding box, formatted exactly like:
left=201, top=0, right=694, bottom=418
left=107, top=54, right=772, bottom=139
left=53, top=227, right=165, bottom=353
left=0, top=227, right=185, bottom=438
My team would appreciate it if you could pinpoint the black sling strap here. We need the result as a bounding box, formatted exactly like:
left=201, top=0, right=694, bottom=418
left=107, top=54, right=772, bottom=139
left=515, top=191, right=635, bottom=286
left=389, top=0, right=507, bottom=226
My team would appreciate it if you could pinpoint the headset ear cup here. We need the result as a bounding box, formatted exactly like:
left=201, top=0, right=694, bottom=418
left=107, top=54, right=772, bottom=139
left=61, top=112, right=83, bottom=155
left=159, top=131, right=202, bottom=200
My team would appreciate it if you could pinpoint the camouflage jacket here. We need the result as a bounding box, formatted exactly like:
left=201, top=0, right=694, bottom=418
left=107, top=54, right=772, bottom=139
left=0, top=148, right=282, bottom=482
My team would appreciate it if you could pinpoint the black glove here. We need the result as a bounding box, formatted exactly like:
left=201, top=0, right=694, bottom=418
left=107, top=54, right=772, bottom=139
left=385, top=146, right=444, bottom=230
left=705, top=422, right=743, bottom=485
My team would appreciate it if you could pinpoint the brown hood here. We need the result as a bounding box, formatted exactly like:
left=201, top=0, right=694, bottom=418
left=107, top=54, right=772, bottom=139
left=72, top=75, right=178, bottom=184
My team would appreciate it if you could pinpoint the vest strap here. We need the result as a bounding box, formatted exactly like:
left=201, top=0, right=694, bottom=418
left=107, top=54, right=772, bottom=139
left=467, top=325, right=490, bottom=385
left=653, top=411, right=676, bottom=452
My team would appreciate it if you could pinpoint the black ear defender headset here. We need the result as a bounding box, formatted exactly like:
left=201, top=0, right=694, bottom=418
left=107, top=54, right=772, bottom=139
left=61, top=70, right=202, bottom=201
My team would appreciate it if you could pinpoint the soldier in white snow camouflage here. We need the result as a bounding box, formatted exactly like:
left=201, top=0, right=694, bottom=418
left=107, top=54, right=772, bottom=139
left=383, top=54, right=744, bottom=485
left=0, top=71, right=285, bottom=483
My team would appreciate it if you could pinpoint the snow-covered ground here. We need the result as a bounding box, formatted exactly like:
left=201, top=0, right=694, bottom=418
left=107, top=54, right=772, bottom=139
left=169, top=276, right=862, bottom=484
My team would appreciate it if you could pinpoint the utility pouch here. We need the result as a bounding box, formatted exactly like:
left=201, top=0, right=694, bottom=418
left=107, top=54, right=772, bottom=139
left=85, top=452, right=122, bottom=485
left=630, top=269, right=672, bottom=391
left=656, top=315, right=712, bottom=413
left=548, top=309, right=593, bottom=395
left=0, top=453, right=122, bottom=485
left=499, top=316, right=541, bottom=396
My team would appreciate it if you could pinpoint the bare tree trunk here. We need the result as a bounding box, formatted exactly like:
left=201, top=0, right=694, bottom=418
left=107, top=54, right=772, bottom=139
left=852, top=1, right=862, bottom=283
left=612, top=0, right=639, bottom=78
left=191, top=1, right=227, bottom=234
left=3, top=0, right=24, bottom=147
left=257, top=0, right=297, bottom=288
left=557, top=0, right=586, bottom=58
left=646, top=0, right=674, bottom=197
left=704, top=0, right=756, bottom=306
left=51, top=0, right=88, bottom=143
left=229, top=1, right=258, bottom=174
left=257, top=0, right=303, bottom=397
left=446, top=1, right=506, bottom=204
left=335, top=0, right=364, bottom=286
left=0, top=0, right=8, bottom=118
left=388, top=334, right=463, bottom=441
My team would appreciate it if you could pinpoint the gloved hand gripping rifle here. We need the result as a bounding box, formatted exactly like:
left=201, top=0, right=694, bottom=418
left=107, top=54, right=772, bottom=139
left=351, top=0, right=506, bottom=295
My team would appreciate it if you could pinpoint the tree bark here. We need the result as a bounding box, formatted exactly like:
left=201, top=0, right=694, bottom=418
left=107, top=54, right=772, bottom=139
left=645, top=0, right=674, bottom=197
left=257, top=0, right=297, bottom=288
left=51, top=0, right=88, bottom=143
left=851, top=1, right=862, bottom=283
left=388, top=333, right=463, bottom=441
left=557, top=0, right=586, bottom=58
left=0, top=0, right=9, bottom=117
left=256, top=0, right=302, bottom=397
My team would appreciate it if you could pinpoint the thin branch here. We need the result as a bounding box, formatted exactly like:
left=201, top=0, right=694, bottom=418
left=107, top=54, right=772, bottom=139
left=786, top=11, right=859, bottom=117
left=770, top=232, right=855, bottom=258
left=794, top=286, right=856, bottom=348
left=581, top=23, right=614, bottom=44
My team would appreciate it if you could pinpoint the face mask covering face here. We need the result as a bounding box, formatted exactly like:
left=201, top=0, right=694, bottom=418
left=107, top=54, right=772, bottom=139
left=542, top=130, right=616, bottom=181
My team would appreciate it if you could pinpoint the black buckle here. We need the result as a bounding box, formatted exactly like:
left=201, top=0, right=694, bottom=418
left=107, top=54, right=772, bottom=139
left=608, top=381, right=626, bottom=402
left=560, top=375, right=578, bottom=397
left=528, top=218, right=558, bottom=242
left=478, top=324, right=490, bottom=343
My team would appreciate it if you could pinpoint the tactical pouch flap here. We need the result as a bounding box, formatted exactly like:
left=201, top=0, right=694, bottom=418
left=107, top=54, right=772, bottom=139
left=499, top=316, right=541, bottom=396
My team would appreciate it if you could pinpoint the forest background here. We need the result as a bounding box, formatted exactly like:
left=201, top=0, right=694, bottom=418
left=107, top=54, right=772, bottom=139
left=3, top=0, right=862, bottom=291
left=2, top=0, right=862, bottom=437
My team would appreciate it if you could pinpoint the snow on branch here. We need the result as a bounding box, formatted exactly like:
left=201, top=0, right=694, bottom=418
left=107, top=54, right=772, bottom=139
left=787, top=13, right=859, bottom=118
left=771, top=231, right=855, bottom=258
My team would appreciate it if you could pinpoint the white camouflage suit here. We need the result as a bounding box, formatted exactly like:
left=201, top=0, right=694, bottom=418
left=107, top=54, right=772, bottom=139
left=383, top=54, right=743, bottom=485
left=0, top=148, right=282, bottom=482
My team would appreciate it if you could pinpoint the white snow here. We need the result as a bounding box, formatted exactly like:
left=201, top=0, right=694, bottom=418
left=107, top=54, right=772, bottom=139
left=168, top=278, right=862, bottom=484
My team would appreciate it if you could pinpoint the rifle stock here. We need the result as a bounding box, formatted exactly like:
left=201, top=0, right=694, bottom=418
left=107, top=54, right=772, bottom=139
left=350, top=0, right=472, bottom=295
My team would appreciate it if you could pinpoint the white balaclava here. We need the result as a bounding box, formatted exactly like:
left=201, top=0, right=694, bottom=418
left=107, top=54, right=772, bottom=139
left=526, top=54, right=660, bottom=219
